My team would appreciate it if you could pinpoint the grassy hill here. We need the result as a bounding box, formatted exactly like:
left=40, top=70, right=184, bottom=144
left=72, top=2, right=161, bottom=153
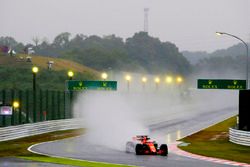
left=0, top=54, right=99, bottom=74
left=0, top=53, right=99, bottom=90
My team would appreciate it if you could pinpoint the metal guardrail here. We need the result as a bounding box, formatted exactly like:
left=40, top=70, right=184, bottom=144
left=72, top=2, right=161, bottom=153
left=229, top=127, right=250, bottom=146
left=0, top=119, right=82, bottom=142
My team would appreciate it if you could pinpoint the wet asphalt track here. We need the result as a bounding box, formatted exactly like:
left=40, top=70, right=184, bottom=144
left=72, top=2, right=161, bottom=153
left=31, top=107, right=237, bottom=167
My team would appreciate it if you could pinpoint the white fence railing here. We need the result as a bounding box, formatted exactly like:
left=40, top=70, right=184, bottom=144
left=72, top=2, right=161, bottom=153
left=0, top=119, right=82, bottom=142
left=229, top=128, right=250, bottom=146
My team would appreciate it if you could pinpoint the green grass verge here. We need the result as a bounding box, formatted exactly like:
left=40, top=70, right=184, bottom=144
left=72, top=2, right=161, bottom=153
left=0, top=129, right=84, bottom=157
left=179, top=116, right=250, bottom=164
left=0, top=128, right=136, bottom=167
left=19, top=156, right=135, bottom=167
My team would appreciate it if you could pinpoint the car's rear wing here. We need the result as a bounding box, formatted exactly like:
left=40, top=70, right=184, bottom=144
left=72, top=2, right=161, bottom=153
left=133, top=135, right=150, bottom=141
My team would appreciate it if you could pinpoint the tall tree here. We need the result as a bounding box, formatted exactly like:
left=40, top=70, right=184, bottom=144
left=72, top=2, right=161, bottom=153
left=53, top=32, right=71, bottom=47
left=32, top=36, right=40, bottom=47
left=126, top=32, right=191, bottom=75
left=0, top=37, right=18, bottom=47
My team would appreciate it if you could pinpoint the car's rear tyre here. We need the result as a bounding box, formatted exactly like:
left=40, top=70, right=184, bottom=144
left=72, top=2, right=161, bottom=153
left=135, top=144, right=143, bottom=155
left=160, top=144, right=168, bottom=156
left=142, top=144, right=150, bottom=151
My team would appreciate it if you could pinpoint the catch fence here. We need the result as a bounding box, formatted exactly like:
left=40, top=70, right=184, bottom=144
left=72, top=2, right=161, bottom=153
left=0, top=89, right=76, bottom=127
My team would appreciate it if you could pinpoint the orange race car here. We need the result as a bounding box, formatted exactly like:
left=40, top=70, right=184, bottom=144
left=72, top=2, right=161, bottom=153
left=125, top=135, right=168, bottom=156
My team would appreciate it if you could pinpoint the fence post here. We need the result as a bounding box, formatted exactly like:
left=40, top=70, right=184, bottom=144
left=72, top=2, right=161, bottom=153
left=18, top=90, right=22, bottom=124
left=69, top=91, right=73, bottom=118
left=33, top=89, right=37, bottom=123
left=57, top=91, right=60, bottom=119
left=45, top=90, right=48, bottom=121
left=63, top=91, right=66, bottom=119
left=2, top=90, right=6, bottom=127
left=25, top=90, right=29, bottom=123
left=52, top=91, right=55, bottom=120
left=39, top=90, right=42, bottom=122
left=11, top=89, right=15, bottom=125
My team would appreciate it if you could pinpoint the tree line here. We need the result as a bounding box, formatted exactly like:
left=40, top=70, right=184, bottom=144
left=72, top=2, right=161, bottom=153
left=0, top=32, right=192, bottom=76
left=183, top=43, right=249, bottom=78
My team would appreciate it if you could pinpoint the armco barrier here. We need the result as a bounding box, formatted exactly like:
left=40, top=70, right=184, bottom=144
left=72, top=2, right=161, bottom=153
left=0, top=119, right=82, bottom=142
left=229, top=127, right=250, bottom=146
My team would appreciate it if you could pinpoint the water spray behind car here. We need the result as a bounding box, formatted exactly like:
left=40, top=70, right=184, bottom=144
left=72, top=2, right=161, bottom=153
left=74, top=91, right=149, bottom=151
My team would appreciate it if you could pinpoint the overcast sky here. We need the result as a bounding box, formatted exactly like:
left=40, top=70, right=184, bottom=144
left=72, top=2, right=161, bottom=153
left=1, top=0, right=249, bottom=52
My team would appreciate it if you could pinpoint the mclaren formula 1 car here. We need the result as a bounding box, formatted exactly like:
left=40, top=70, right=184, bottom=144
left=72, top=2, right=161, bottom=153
left=126, top=135, right=168, bottom=156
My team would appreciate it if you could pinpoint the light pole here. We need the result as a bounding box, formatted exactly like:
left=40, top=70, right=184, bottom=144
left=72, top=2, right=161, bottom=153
left=12, top=101, right=20, bottom=126
left=142, top=77, right=147, bottom=90
left=13, top=101, right=20, bottom=109
left=154, top=77, right=160, bottom=90
left=67, top=70, right=74, bottom=118
left=165, top=76, right=173, bottom=92
left=176, top=76, right=183, bottom=85
left=125, top=75, right=131, bottom=91
left=32, top=66, right=39, bottom=122
left=67, top=70, right=74, bottom=80
left=101, top=72, right=108, bottom=80
left=32, top=66, right=39, bottom=91
left=216, top=32, right=249, bottom=89
left=166, top=76, right=173, bottom=84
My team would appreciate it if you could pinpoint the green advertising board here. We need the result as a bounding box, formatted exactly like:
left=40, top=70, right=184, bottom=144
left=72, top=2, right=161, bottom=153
left=66, top=80, right=117, bottom=91
left=197, top=79, right=246, bottom=90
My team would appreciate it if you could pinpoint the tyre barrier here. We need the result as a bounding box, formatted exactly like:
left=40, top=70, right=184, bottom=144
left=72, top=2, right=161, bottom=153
left=0, top=119, right=83, bottom=142
left=229, top=127, right=250, bottom=146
